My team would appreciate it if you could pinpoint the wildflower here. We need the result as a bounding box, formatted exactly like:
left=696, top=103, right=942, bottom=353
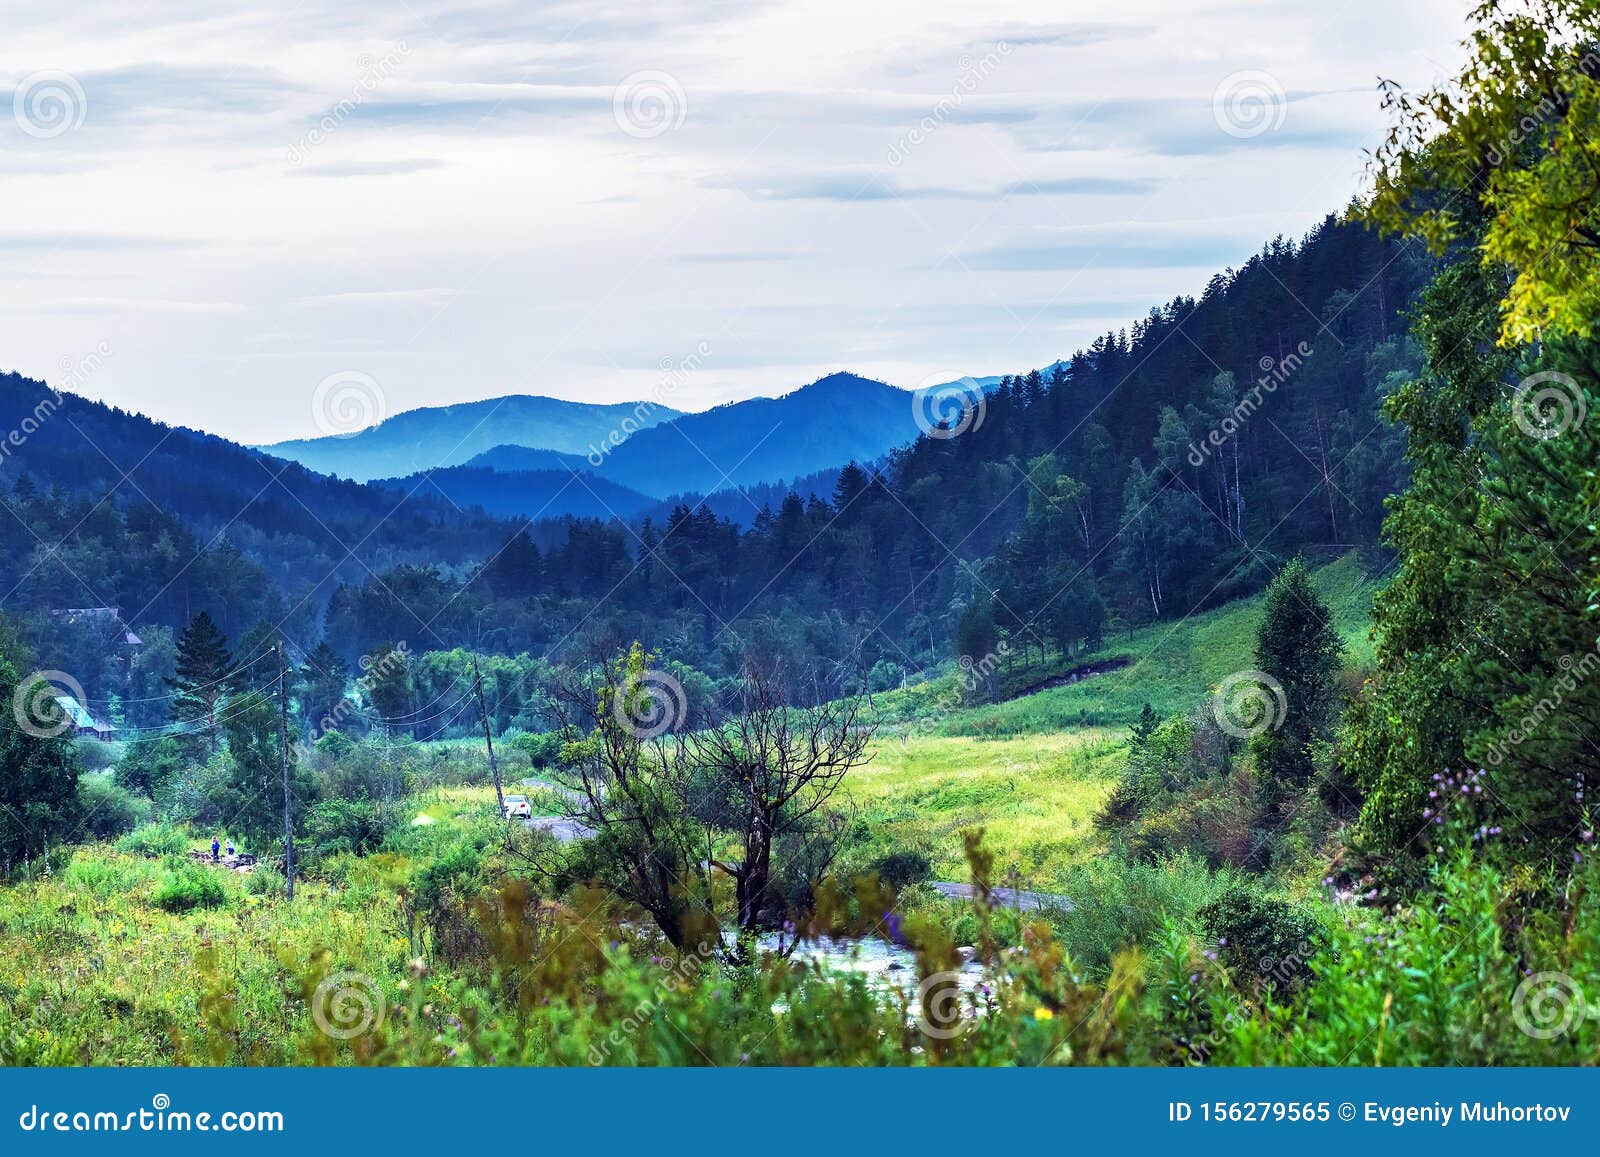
left=1035, top=1007, right=1054, bottom=1021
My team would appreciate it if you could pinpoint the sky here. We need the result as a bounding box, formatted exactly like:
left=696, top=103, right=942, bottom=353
left=2, top=0, right=1471, bottom=444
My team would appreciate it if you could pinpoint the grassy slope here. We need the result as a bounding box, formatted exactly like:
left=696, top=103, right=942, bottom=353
left=849, top=552, right=1382, bottom=882
left=844, top=730, right=1124, bottom=882
left=944, top=550, right=1378, bottom=737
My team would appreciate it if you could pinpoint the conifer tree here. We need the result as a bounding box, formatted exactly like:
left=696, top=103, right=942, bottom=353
left=1252, top=559, right=1343, bottom=800
left=299, top=642, right=350, bottom=739
left=168, top=611, right=234, bottom=756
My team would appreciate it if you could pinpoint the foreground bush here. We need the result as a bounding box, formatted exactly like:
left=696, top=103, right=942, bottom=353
left=1049, top=852, right=1235, bottom=976
left=77, top=774, right=151, bottom=840
left=3, top=824, right=1598, bottom=1066
left=1198, top=884, right=1327, bottom=1000
left=152, top=862, right=229, bottom=913
left=115, top=822, right=189, bottom=858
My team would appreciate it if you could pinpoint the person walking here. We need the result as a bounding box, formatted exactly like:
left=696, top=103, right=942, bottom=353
left=211, top=836, right=221, bottom=861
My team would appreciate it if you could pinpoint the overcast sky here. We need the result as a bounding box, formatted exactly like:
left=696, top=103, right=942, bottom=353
left=3, top=0, right=1469, bottom=444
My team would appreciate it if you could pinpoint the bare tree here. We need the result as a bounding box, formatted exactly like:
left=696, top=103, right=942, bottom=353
left=537, top=643, right=872, bottom=963
left=685, top=662, right=869, bottom=954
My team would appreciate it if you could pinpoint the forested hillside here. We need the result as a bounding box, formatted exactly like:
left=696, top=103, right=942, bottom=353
left=0, top=375, right=512, bottom=706
left=321, top=213, right=1428, bottom=693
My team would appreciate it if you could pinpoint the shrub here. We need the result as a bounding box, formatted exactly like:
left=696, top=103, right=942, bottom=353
left=868, top=849, right=933, bottom=889
left=243, top=865, right=286, bottom=897
left=867, top=659, right=905, bottom=693
left=1198, top=884, right=1327, bottom=1000
left=303, top=798, right=391, bottom=862
left=1050, top=853, right=1235, bottom=976
left=74, top=737, right=120, bottom=773
left=508, top=731, right=565, bottom=772
left=152, top=863, right=228, bottom=913
left=315, top=737, right=409, bottom=801
left=112, top=735, right=184, bottom=796
left=62, top=850, right=160, bottom=894
left=77, top=774, right=151, bottom=839
left=115, top=822, right=189, bottom=859
left=1099, top=711, right=1265, bottom=868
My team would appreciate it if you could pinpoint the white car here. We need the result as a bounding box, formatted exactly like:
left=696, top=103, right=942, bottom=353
left=501, top=794, right=532, bottom=819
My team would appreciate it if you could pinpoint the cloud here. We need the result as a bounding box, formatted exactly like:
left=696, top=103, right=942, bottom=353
left=708, top=171, right=1155, bottom=202
left=0, top=232, right=197, bottom=251
left=1000, top=176, right=1158, bottom=195
left=3, top=0, right=1470, bottom=443
left=1014, top=91, right=1371, bottom=157
left=951, top=236, right=1259, bottom=272
left=36, top=296, right=246, bottom=314
left=295, top=288, right=458, bottom=307
left=675, top=249, right=806, bottom=264
left=74, top=62, right=298, bottom=121
left=286, top=158, right=448, bottom=177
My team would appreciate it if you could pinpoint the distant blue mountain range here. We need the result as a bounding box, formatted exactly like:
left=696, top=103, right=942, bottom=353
left=262, top=371, right=956, bottom=518
left=256, top=395, right=682, bottom=482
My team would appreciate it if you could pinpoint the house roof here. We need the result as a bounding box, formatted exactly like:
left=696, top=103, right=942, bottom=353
left=52, top=695, right=98, bottom=729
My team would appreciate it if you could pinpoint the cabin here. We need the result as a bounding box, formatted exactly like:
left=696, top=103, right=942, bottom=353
left=52, top=694, right=115, bottom=741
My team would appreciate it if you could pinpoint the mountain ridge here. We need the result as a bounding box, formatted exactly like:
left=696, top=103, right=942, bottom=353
left=257, top=394, right=684, bottom=481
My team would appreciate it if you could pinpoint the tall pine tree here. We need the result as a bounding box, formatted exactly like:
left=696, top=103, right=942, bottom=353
left=168, top=611, right=234, bottom=757
left=1252, top=559, right=1343, bottom=803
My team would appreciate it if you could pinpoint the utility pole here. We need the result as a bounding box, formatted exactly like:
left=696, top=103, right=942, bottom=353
left=472, top=653, right=505, bottom=816
left=277, top=640, right=294, bottom=901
